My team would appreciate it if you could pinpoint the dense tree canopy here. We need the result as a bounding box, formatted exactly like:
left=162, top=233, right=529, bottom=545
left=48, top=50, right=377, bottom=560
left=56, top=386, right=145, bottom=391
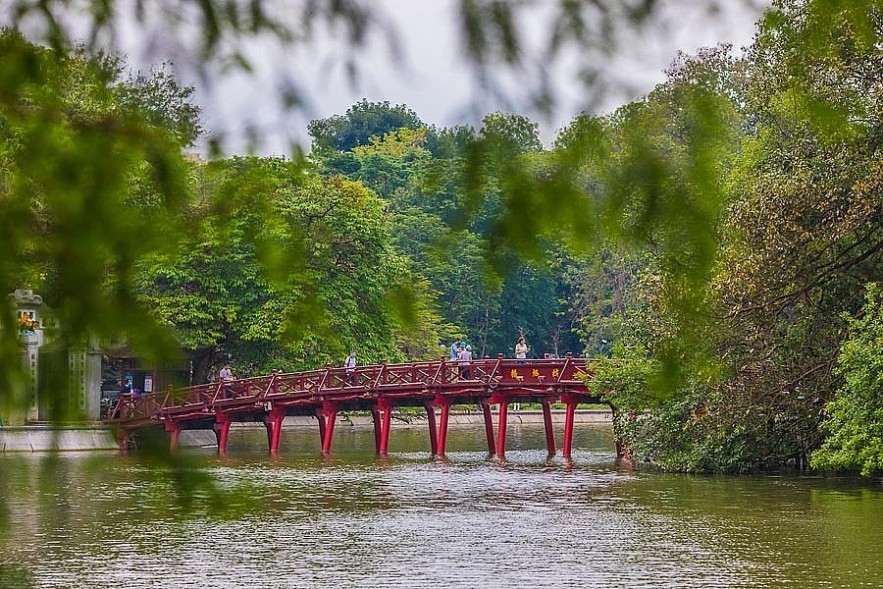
left=308, top=100, right=425, bottom=154
left=136, top=157, right=441, bottom=379
left=2, top=0, right=883, bottom=478
left=0, top=30, right=198, bottom=418
left=588, top=0, right=883, bottom=473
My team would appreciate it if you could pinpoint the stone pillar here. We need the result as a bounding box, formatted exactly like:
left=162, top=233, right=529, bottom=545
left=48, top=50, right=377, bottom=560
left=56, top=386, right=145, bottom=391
left=10, top=290, right=45, bottom=424
left=85, top=345, right=102, bottom=420
left=21, top=333, right=40, bottom=422
left=66, top=343, right=102, bottom=421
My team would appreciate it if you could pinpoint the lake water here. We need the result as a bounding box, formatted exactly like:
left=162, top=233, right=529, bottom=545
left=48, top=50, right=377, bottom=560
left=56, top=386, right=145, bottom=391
left=1, top=423, right=882, bottom=588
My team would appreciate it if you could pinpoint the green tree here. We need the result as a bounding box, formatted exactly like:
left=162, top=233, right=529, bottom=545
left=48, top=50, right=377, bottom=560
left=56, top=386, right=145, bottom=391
left=350, top=127, right=432, bottom=198
left=308, top=99, right=425, bottom=154
left=0, top=31, right=198, bottom=420
left=598, top=1, right=883, bottom=472
left=479, top=111, right=543, bottom=154
left=137, top=157, right=417, bottom=375
left=811, top=284, right=883, bottom=476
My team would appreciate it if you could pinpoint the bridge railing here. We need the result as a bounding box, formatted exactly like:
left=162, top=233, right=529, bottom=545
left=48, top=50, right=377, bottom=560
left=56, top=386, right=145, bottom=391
left=162, top=383, right=218, bottom=409
left=110, top=390, right=165, bottom=423
left=105, top=357, right=593, bottom=424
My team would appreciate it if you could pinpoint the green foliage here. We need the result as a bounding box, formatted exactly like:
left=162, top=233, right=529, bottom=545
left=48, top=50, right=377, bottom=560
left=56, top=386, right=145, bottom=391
left=136, top=157, right=416, bottom=376
left=0, top=31, right=198, bottom=419
left=591, top=348, right=790, bottom=473
left=811, top=284, right=883, bottom=476
left=701, top=0, right=883, bottom=472
left=561, top=3, right=883, bottom=473
left=309, top=104, right=588, bottom=359
left=479, top=111, right=543, bottom=154
left=309, top=100, right=424, bottom=154
left=625, top=385, right=762, bottom=474
left=588, top=345, right=658, bottom=410
left=2, top=0, right=881, bottom=479
left=350, top=127, right=432, bottom=198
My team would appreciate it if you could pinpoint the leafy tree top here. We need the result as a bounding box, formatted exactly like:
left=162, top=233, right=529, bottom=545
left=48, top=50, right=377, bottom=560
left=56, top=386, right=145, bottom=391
left=308, top=99, right=424, bottom=153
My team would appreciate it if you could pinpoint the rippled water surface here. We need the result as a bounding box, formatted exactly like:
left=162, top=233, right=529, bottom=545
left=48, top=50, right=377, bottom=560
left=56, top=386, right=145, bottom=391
left=2, top=423, right=882, bottom=588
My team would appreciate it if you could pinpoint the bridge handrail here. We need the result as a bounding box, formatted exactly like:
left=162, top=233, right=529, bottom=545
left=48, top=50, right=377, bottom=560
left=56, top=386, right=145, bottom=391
left=104, top=357, right=592, bottom=424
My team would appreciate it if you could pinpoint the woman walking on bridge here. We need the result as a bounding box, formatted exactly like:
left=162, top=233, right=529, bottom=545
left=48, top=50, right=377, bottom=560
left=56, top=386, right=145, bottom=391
left=515, top=336, right=530, bottom=363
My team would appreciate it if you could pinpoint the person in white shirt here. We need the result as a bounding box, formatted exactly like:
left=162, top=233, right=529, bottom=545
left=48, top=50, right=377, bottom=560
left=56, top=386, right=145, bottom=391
left=515, top=336, right=530, bottom=363
left=219, top=364, right=234, bottom=381
left=219, top=364, right=234, bottom=398
left=458, top=345, right=473, bottom=380
left=344, top=352, right=357, bottom=384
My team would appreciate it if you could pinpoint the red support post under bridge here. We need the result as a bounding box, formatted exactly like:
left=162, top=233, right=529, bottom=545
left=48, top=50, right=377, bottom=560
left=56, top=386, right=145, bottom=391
left=106, top=355, right=605, bottom=460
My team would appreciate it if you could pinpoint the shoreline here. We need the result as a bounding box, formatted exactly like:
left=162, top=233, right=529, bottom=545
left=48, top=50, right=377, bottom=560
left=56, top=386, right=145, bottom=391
left=0, top=409, right=613, bottom=452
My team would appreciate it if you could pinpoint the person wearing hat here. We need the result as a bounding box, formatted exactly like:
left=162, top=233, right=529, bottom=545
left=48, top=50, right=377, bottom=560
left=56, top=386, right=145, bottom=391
left=458, top=344, right=473, bottom=380
left=219, top=363, right=235, bottom=398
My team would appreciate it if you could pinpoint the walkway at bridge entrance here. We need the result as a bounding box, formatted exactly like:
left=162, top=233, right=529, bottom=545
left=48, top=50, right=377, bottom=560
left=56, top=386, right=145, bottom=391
left=107, top=354, right=605, bottom=459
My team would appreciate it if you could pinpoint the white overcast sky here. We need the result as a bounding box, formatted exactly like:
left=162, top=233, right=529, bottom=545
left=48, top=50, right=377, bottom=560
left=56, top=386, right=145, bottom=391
left=109, top=1, right=770, bottom=156
left=197, top=0, right=766, bottom=154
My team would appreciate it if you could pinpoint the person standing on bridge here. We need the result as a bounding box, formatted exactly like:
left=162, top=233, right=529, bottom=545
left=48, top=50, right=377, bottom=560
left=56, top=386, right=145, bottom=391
left=458, top=344, right=473, bottom=380
left=345, top=351, right=357, bottom=385
left=450, top=338, right=461, bottom=361
left=219, top=363, right=235, bottom=398
left=515, top=336, right=530, bottom=364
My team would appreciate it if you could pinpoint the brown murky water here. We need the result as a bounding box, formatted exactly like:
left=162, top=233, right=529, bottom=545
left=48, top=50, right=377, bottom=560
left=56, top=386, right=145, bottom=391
left=1, top=423, right=882, bottom=588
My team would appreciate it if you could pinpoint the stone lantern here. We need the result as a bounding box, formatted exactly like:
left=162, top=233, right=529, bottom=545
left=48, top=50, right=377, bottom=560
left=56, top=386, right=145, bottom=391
left=6, top=289, right=103, bottom=424
left=11, top=289, right=44, bottom=422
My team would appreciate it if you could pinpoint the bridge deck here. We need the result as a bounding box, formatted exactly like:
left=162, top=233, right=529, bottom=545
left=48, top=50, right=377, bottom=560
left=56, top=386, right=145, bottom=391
left=107, top=355, right=603, bottom=458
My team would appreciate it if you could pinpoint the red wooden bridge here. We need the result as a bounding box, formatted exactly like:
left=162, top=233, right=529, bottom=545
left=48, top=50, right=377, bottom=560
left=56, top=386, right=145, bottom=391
left=107, top=353, right=603, bottom=459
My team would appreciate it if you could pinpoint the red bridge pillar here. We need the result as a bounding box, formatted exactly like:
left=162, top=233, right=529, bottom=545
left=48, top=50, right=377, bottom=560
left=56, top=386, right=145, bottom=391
left=316, top=401, right=339, bottom=455
left=561, top=393, right=578, bottom=459
left=264, top=407, right=285, bottom=454
left=436, top=398, right=451, bottom=456
left=214, top=416, right=232, bottom=455
left=542, top=399, right=556, bottom=457
left=164, top=421, right=182, bottom=452
left=496, top=399, right=509, bottom=459
left=375, top=397, right=393, bottom=455
left=369, top=407, right=381, bottom=453
left=480, top=400, right=496, bottom=456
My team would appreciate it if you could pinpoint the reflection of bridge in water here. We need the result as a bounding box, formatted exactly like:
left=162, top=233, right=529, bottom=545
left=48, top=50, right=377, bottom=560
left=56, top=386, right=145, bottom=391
left=107, top=354, right=606, bottom=459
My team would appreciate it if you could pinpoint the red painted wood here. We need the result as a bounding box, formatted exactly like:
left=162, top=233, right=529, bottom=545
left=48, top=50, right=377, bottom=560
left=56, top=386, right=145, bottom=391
left=379, top=403, right=392, bottom=455
left=562, top=398, right=577, bottom=459
left=542, top=400, right=556, bottom=457
left=496, top=400, right=509, bottom=458
left=426, top=404, right=438, bottom=456
left=267, top=409, right=284, bottom=454
left=321, top=408, right=337, bottom=455
left=168, top=423, right=181, bottom=452
left=106, top=358, right=599, bottom=458
left=481, top=401, right=496, bottom=456
left=438, top=402, right=450, bottom=456
left=214, top=418, right=231, bottom=455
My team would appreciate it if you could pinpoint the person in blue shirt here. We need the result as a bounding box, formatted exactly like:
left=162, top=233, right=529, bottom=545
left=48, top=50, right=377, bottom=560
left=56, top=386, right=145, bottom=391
left=450, top=338, right=461, bottom=360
